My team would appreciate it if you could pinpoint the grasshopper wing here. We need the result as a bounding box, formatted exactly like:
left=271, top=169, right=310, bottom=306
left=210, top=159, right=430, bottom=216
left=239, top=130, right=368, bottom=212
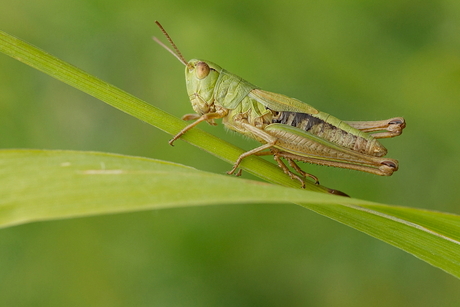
left=249, top=89, right=319, bottom=114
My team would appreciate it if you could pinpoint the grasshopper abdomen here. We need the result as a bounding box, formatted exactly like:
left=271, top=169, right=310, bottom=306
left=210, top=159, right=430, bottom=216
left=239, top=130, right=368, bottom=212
left=271, top=110, right=387, bottom=157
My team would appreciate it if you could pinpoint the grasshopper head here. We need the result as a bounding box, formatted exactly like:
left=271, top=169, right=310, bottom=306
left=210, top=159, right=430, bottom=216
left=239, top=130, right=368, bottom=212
left=153, top=23, right=224, bottom=113
left=185, top=59, right=223, bottom=113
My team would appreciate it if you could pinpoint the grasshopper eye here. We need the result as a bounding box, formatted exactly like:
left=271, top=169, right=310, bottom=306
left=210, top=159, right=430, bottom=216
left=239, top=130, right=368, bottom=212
left=195, top=61, right=210, bottom=79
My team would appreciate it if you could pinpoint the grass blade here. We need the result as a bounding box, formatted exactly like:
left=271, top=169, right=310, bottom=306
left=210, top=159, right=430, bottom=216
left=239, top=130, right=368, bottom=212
left=0, top=149, right=459, bottom=278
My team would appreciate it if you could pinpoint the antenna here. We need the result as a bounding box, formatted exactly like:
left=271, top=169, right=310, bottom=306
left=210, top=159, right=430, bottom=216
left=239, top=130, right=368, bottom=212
left=153, top=21, right=188, bottom=66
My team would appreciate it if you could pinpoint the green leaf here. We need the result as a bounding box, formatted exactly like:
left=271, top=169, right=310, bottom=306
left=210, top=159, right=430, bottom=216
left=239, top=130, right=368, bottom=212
left=1, top=149, right=460, bottom=278
left=1, top=29, right=460, bottom=280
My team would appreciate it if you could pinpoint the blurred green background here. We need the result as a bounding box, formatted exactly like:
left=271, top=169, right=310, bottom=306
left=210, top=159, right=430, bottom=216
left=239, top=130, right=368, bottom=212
left=1, top=0, right=460, bottom=306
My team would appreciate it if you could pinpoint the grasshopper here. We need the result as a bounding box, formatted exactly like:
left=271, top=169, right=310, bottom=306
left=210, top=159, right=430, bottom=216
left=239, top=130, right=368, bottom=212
left=153, top=22, right=406, bottom=192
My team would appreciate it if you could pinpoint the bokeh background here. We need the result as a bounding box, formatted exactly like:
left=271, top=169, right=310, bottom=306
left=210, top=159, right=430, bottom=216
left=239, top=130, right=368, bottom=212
left=1, top=0, right=460, bottom=306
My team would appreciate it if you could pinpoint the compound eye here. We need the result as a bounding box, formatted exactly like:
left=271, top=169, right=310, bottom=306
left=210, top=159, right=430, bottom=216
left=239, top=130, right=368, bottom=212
left=195, top=61, right=210, bottom=79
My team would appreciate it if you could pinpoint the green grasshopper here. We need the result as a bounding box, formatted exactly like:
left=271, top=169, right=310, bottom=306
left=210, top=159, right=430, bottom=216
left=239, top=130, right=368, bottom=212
left=153, top=22, right=406, bottom=192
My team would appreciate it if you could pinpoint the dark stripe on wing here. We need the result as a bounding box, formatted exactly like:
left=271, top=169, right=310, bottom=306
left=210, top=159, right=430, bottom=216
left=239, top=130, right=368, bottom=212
left=272, top=111, right=326, bottom=132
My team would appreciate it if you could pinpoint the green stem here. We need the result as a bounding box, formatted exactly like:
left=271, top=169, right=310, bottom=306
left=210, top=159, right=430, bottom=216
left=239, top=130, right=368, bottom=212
left=0, top=29, right=333, bottom=194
